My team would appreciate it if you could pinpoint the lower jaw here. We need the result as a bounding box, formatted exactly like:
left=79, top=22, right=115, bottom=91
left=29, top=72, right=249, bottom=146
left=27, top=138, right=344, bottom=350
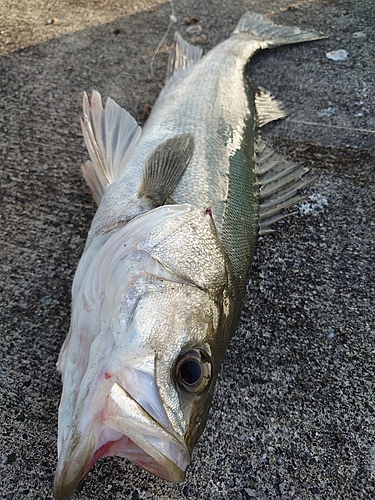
left=84, top=435, right=186, bottom=483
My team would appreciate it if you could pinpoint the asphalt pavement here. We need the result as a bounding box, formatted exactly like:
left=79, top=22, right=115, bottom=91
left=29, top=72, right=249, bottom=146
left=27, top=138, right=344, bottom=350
left=1, top=1, right=374, bottom=499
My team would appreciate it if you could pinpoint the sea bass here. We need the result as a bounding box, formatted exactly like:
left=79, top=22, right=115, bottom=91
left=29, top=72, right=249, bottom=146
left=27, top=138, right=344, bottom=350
left=53, top=12, right=324, bottom=499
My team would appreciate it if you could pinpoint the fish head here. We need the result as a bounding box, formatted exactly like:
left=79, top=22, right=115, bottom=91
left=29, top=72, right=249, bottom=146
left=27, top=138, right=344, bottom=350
left=54, top=204, right=235, bottom=499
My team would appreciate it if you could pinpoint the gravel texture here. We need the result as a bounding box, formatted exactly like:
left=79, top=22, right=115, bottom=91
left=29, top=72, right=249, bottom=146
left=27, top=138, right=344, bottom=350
left=1, top=1, right=374, bottom=499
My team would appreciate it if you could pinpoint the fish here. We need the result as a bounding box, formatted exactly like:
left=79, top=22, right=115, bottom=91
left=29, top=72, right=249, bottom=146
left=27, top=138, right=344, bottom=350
left=53, top=12, right=325, bottom=499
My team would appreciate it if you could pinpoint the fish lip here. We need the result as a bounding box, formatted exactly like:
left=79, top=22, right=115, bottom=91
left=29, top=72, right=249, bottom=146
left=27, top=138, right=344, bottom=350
left=103, top=382, right=190, bottom=477
left=53, top=382, right=189, bottom=499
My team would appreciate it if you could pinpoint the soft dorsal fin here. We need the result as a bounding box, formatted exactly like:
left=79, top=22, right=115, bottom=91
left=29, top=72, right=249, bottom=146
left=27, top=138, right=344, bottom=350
left=138, top=133, right=194, bottom=207
left=257, top=139, right=316, bottom=235
left=254, top=86, right=288, bottom=127
left=166, top=32, right=203, bottom=80
left=80, top=91, right=142, bottom=205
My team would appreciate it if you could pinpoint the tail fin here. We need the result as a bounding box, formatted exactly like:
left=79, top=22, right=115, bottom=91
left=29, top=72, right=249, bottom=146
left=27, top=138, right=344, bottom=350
left=233, top=12, right=326, bottom=48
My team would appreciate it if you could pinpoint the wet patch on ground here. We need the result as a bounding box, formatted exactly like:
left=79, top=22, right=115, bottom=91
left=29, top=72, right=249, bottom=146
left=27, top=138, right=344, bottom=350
left=273, top=135, right=375, bottom=188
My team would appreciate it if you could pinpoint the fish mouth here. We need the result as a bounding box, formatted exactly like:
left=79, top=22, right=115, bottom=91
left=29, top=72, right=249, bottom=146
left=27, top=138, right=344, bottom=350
left=53, top=382, right=189, bottom=500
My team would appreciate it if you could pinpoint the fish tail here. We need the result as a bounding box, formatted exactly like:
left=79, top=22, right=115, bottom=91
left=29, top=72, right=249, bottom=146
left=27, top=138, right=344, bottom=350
left=232, top=12, right=326, bottom=47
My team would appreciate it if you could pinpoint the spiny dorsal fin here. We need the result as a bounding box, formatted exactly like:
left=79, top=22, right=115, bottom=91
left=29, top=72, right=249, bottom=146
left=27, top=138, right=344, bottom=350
left=255, top=86, right=288, bottom=127
left=166, top=32, right=203, bottom=80
left=81, top=91, right=142, bottom=205
left=256, top=139, right=316, bottom=235
left=139, top=133, right=194, bottom=207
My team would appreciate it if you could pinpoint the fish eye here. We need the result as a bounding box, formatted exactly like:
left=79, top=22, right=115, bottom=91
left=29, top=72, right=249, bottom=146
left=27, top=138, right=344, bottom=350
left=175, top=349, right=212, bottom=394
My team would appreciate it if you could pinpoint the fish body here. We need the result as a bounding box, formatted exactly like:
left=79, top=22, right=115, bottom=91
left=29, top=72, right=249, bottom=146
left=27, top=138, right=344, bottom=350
left=54, top=13, right=324, bottom=499
left=87, top=31, right=260, bottom=291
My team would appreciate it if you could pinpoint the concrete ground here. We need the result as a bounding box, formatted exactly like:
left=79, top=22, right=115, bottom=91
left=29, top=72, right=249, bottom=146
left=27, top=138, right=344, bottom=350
left=0, top=0, right=374, bottom=499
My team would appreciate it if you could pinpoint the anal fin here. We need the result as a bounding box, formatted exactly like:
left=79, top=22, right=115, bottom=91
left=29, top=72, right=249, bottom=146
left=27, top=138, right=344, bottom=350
left=255, top=86, right=288, bottom=127
left=257, top=139, right=316, bottom=235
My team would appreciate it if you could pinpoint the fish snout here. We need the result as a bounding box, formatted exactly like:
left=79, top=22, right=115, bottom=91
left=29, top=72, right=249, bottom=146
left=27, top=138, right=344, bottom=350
left=53, top=378, right=189, bottom=499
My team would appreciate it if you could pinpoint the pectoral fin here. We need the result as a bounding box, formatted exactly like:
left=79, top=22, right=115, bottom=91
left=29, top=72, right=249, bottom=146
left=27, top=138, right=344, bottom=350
left=139, top=133, right=194, bottom=208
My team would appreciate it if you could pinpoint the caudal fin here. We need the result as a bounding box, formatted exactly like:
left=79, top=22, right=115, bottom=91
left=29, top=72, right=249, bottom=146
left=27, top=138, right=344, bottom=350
left=233, top=12, right=326, bottom=48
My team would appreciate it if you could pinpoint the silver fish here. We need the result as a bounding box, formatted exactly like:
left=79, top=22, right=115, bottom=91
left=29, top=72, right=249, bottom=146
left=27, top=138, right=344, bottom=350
left=53, top=12, right=324, bottom=499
